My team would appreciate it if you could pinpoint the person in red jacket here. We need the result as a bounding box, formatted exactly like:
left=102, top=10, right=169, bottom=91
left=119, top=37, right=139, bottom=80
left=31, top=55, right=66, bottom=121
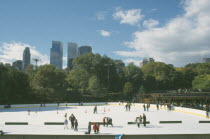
left=93, top=123, right=97, bottom=134
left=96, top=123, right=100, bottom=133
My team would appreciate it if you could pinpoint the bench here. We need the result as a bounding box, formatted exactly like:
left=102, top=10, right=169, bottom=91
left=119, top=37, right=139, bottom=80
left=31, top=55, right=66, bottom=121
left=5, top=122, right=28, bottom=125
left=44, top=122, right=64, bottom=125
left=159, top=121, right=182, bottom=124
left=128, top=121, right=150, bottom=124
left=90, top=122, right=112, bottom=125
left=199, top=121, right=210, bottom=123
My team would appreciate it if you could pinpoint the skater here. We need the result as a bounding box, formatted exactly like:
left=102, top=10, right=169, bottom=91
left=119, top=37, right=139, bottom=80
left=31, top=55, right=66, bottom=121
left=146, top=104, right=149, bottom=111
left=106, top=117, right=113, bottom=127
left=28, top=109, right=30, bottom=115
left=93, top=123, right=98, bottom=134
left=103, top=117, right=106, bottom=126
left=128, top=104, right=131, bottom=111
left=157, top=103, right=159, bottom=110
left=206, top=105, right=209, bottom=118
left=64, top=118, right=68, bottom=129
left=125, top=104, right=128, bottom=111
left=136, top=117, right=140, bottom=128
left=143, top=104, right=146, bottom=111
left=69, top=114, right=76, bottom=129
left=85, top=122, right=91, bottom=134
left=143, top=113, right=146, bottom=127
left=64, top=113, right=67, bottom=118
left=74, top=119, right=78, bottom=131
left=93, top=106, right=97, bottom=114
left=96, top=123, right=100, bottom=133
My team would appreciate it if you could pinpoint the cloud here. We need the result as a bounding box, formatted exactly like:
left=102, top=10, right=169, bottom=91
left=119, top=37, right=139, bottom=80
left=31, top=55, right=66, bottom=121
left=113, top=8, right=144, bottom=25
left=0, top=42, right=49, bottom=65
left=143, top=19, right=159, bottom=28
left=96, top=11, right=106, bottom=20
left=115, top=0, right=210, bottom=67
left=100, top=30, right=111, bottom=37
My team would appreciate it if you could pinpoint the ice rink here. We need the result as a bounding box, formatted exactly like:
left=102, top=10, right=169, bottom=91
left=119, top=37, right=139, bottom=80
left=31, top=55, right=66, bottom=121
left=0, top=103, right=210, bottom=135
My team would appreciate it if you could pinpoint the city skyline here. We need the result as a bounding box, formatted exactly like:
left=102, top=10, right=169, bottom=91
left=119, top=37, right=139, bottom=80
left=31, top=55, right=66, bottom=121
left=0, top=0, right=210, bottom=67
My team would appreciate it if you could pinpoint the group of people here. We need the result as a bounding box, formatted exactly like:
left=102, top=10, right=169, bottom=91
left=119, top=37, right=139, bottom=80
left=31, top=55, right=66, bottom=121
left=135, top=113, right=147, bottom=127
left=125, top=103, right=131, bottom=111
left=143, top=104, right=150, bottom=111
left=64, top=113, right=78, bottom=131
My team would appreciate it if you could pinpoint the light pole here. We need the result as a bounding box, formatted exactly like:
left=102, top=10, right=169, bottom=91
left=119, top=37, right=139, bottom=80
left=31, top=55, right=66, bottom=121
left=33, top=58, right=41, bottom=70
left=105, top=63, right=113, bottom=89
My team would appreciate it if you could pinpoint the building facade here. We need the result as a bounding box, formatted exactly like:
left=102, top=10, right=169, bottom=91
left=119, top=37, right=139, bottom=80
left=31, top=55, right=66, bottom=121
left=78, top=46, right=92, bottom=56
left=50, top=41, right=63, bottom=69
left=67, top=42, right=78, bottom=69
left=12, top=60, right=22, bottom=71
left=22, top=47, right=31, bottom=70
left=203, top=58, right=210, bottom=63
left=140, top=58, right=155, bottom=68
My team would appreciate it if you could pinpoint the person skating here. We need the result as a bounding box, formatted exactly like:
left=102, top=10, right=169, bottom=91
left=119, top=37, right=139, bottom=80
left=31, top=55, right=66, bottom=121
left=143, top=104, right=146, bottom=111
left=136, top=117, right=140, bottom=128
left=106, top=117, right=113, bottom=127
left=125, top=104, right=128, bottom=111
left=96, top=123, right=100, bottom=133
left=74, top=119, right=78, bottom=131
left=28, top=109, right=31, bottom=115
left=85, top=122, right=91, bottom=134
left=157, top=103, right=159, bottom=110
left=146, top=104, right=149, bottom=111
left=64, top=113, right=67, bottom=118
left=143, top=113, right=146, bottom=127
left=103, top=117, right=106, bottom=126
left=69, top=114, right=75, bottom=129
left=93, top=122, right=98, bottom=134
left=64, top=118, right=68, bottom=129
left=93, top=106, right=97, bottom=114
left=128, top=104, right=131, bottom=111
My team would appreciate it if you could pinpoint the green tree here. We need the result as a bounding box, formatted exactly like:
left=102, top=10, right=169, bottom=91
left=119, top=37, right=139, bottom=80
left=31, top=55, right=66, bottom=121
left=123, top=82, right=134, bottom=99
left=192, top=74, right=210, bottom=91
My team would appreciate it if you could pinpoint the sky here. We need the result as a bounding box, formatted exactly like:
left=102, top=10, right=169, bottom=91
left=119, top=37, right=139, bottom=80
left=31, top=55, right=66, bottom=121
left=0, top=0, right=210, bottom=68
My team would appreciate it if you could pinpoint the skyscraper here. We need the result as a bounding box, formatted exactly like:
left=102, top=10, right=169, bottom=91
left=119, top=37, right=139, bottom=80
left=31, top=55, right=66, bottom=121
left=203, top=58, right=210, bottom=63
left=140, top=58, right=155, bottom=68
left=50, top=41, right=63, bottom=69
left=22, top=47, right=31, bottom=70
left=78, top=46, right=92, bottom=56
left=67, top=42, right=78, bottom=69
left=12, top=60, right=22, bottom=71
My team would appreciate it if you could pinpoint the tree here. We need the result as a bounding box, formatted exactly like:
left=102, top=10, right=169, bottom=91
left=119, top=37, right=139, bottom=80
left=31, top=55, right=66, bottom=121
left=192, top=74, right=210, bottom=91
left=124, top=63, right=143, bottom=94
left=123, top=82, right=134, bottom=99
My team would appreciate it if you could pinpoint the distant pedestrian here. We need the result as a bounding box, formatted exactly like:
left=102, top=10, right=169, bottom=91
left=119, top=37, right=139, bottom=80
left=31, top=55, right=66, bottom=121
left=96, top=123, right=100, bottom=133
left=65, top=113, right=67, bottom=118
left=64, top=119, right=68, bottom=129
left=143, top=113, right=146, bottom=127
left=93, top=123, right=97, bottom=134
left=74, top=119, right=78, bottom=131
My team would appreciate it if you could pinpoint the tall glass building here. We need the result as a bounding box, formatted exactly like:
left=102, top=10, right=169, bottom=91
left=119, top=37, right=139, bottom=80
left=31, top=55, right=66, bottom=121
left=78, top=46, right=92, bottom=56
left=22, top=47, right=31, bottom=70
left=50, top=41, right=63, bottom=69
left=67, top=42, right=78, bottom=69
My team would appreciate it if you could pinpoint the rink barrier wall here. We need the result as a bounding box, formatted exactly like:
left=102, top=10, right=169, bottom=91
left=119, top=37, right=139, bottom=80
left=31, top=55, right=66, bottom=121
left=5, top=122, right=28, bottom=125
left=108, top=103, right=209, bottom=119
left=8, top=102, right=107, bottom=109
left=2, top=134, right=210, bottom=139
left=1, top=102, right=208, bottom=119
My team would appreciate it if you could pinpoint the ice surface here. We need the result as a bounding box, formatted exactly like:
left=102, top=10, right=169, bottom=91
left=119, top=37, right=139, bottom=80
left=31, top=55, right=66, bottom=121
left=0, top=103, right=210, bottom=135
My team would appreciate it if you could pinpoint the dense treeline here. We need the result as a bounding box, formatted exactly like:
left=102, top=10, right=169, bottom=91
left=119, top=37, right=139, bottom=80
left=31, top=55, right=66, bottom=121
left=0, top=53, right=210, bottom=104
